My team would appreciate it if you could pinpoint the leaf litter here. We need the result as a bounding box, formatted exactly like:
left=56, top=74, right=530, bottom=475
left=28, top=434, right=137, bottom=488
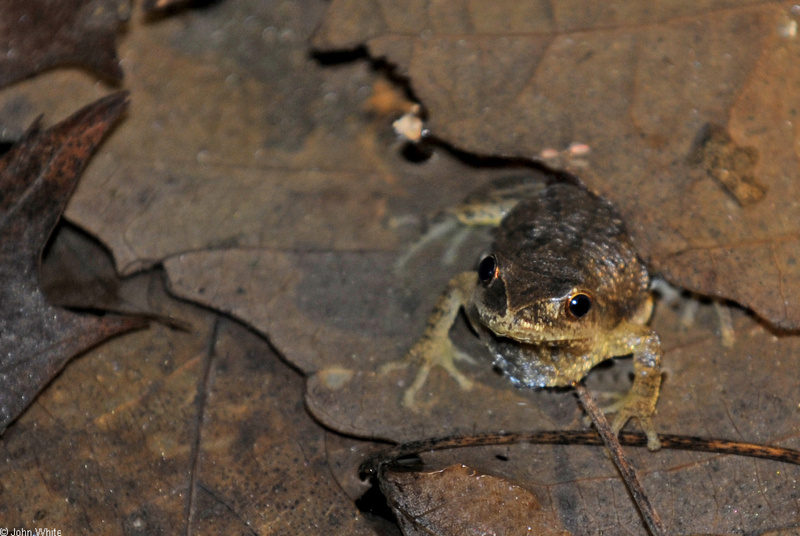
left=0, top=0, right=128, bottom=88
left=1, top=0, right=799, bottom=534
left=0, top=92, right=146, bottom=433
left=314, top=0, right=800, bottom=330
left=2, top=225, right=375, bottom=534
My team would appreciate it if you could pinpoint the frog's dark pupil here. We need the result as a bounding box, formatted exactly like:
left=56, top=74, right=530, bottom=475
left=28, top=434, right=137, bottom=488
left=477, top=255, right=497, bottom=283
left=568, top=294, right=592, bottom=318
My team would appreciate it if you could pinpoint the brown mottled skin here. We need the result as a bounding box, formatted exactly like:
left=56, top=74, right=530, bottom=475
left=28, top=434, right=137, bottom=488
left=396, top=181, right=663, bottom=450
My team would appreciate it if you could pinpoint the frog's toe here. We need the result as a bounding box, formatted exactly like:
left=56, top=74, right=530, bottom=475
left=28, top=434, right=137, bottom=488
left=438, top=352, right=474, bottom=390
left=411, top=337, right=475, bottom=391
left=394, top=218, right=459, bottom=274
left=713, top=301, right=736, bottom=347
left=380, top=353, right=437, bottom=412
left=379, top=359, right=409, bottom=375
left=610, top=406, right=661, bottom=451
left=400, top=364, right=433, bottom=411
left=384, top=336, right=474, bottom=411
left=452, top=346, right=478, bottom=366
left=399, top=356, right=473, bottom=411
left=644, top=427, right=661, bottom=451
left=596, top=391, right=626, bottom=414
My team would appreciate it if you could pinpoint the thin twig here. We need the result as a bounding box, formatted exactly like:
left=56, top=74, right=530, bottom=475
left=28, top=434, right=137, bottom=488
left=360, top=431, right=800, bottom=477
left=574, top=383, right=666, bottom=536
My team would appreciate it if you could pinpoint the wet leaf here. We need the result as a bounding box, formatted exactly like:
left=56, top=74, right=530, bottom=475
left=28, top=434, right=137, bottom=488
left=314, top=0, right=800, bottom=330
left=1, top=231, right=373, bottom=534
left=0, top=0, right=128, bottom=88
left=165, top=222, right=800, bottom=534
left=380, top=464, right=571, bottom=536
left=2, top=0, right=798, bottom=533
left=0, top=92, right=145, bottom=432
left=0, top=0, right=417, bottom=275
left=0, top=266, right=213, bottom=532
left=188, top=318, right=375, bottom=534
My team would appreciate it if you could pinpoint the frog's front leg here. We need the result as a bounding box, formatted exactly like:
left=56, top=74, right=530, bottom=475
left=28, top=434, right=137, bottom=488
left=384, top=271, right=477, bottom=410
left=602, top=325, right=663, bottom=451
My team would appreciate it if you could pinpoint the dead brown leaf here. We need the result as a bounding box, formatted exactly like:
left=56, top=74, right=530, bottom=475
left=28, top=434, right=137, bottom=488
left=2, top=0, right=799, bottom=534
left=0, top=266, right=212, bottom=531
left=0, top=0, right=128, bottom=88
left=380, top=464, right=571, bottom=536
left=1, top=228, right=373, bottom=533
left=165, top=221, right=800, bottom=534
left=0, top=0, right=425, bottom=275
left=0, top=92, right=146, bottom=432
left=314, top=0, right=800, bottom=330
left=187, top=318, right=375, bottom=534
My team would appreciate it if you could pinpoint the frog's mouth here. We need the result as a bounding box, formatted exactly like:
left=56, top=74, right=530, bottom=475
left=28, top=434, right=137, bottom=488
left=474, top=299, right=592, bottom=344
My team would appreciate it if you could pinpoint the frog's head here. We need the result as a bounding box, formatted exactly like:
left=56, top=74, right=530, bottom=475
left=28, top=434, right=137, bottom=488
left=470, top=251, right=605, bottom=344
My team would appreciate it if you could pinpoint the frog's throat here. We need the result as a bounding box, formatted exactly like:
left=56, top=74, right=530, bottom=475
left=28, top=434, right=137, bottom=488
left=477, top=327, right=596, bottom=388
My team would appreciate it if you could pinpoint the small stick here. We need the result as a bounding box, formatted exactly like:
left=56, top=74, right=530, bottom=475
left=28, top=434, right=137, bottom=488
left=359, top=431, right=800, bottom=477
left=574, top=383, right=666, bottom=536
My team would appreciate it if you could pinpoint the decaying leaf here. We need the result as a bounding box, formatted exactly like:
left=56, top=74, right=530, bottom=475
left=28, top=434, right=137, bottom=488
left=380, top=464, right=571, bottom=536
left=313, top=1, right=800, bottom=330
left=0, top=264, right=211, bottom=531
left=187, top=318, right=376, bottom=535
left=165, top=237, right=800, bottom=534
left=3, top=0, right=798, bottom=533
left=2, top=228, right=375, bottom=533
left=0, top=92, right=145, bottom=432
left=689, top=123, right=767, bottom=206
left=0, top=0, right=128, bottom=88
left=0, top=0, right=428, bottom=276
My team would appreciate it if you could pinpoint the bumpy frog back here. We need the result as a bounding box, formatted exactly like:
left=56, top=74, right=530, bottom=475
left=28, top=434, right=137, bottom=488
left=494, top=183, right=650, bottom=328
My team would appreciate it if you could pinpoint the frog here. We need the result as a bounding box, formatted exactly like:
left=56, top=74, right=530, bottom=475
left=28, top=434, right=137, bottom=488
left=394, top=179, right=663, bottom=450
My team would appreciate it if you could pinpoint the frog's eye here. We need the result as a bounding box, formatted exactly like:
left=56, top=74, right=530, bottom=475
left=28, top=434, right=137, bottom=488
left=567, top=293, right=592, bottom=319
left=477, top=255, right=498, bottom=283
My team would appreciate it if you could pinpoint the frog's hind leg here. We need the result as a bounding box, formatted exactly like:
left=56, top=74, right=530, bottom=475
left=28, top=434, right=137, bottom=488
left=394, top=200, right=513, bottom=274
left=395, top=176, right=541, bottom=274
left=382, top=271, right=478, bottom=410
left=441, top=226, right=473, bottom=265
left=394, top=218, right=460, bottom=273
left=651, top=278, right=736, bottom=347
left=712, top=301, right=735, bottom=347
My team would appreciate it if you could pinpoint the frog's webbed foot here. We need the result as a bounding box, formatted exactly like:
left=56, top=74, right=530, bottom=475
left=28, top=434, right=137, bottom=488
left=382, top=334, right=475, bottom=411
left=605, top=394, right=659, bottom=451
left=382, top=271, right=477, bottom=411
left=599, top=327, right=663, bottom=451
left=602, top=368, right=662, bottom=451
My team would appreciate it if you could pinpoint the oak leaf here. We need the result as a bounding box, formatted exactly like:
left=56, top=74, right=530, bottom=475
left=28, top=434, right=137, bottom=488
left=313, top=0, right=800, bottom=329
left=0, top=92, right=146, bottom=432
left=0, top=0, right=128, bottom=88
